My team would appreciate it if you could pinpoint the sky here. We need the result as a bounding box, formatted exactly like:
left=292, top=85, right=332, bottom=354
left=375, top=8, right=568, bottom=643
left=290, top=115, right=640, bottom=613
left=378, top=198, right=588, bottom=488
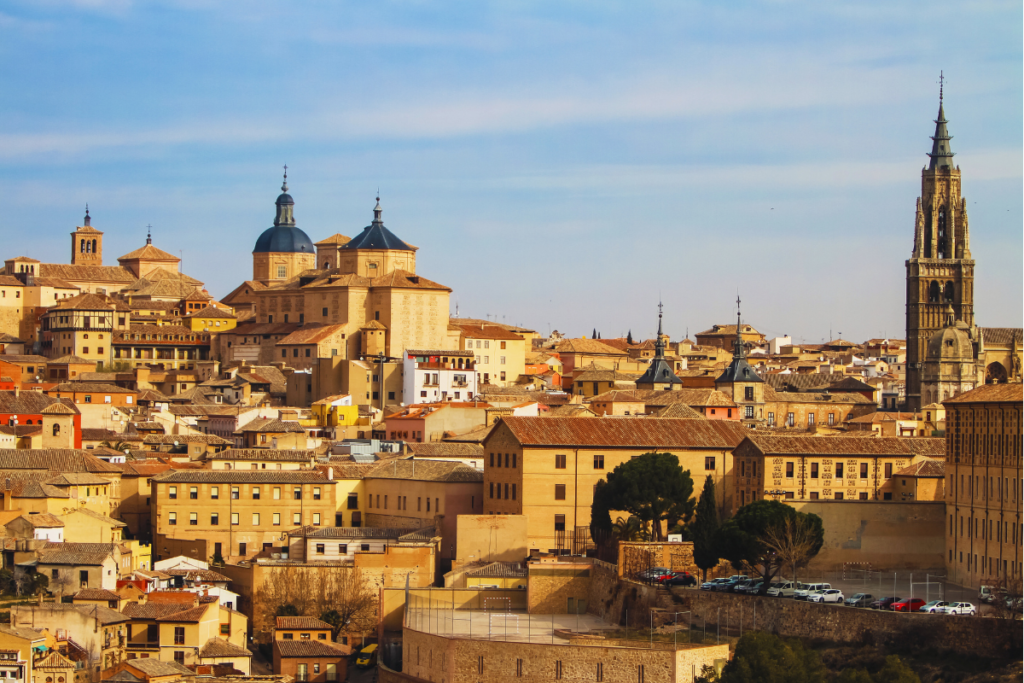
left=1, top=0, right=1021, bottom=344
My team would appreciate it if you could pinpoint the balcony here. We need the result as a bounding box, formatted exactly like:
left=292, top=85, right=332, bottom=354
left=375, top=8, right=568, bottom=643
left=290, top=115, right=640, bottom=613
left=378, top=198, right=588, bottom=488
left=126, top=642, right=160, bottom=651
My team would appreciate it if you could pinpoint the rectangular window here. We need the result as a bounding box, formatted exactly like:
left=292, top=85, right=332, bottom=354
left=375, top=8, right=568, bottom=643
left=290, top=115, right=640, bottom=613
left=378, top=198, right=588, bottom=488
left=313, top=487, right=321, bottom=500
left=293, top=487, right=302, bottom=500
left=808, top=413, right=815, bottom=427
left=745, top=405, right=754, bottom=419
left=555, top=453, right=566, bottom=469
left=512, top=484, right=517, bottom=500
left=834, top=492, right=844, bottom=500
left=768, top=412, right=775, bottom=426
left=211, top=486, right=219, bottom=500
left=211, top=513, right=219, bottom=525
left=489, top=482, right=494, bottom=499
left=554, top=514, right=565, bottom=532
left=810, top=463, right=819, bottom=479
left=316, top=544, right=325, bottom=555
left=490, top=453, right=494, bottom=467
left=168, top=512, right=177, bottom=525
left=231, top=513, right=239, bottom=525
left=347, top=493, right=358, bottom=509
left=554, top=484, right=566, bottom=500
left=787, top=412, right=795, bottom=427
left=174, top=651, right=185, bottom=665
left=705, top=456, right=715, bottom=471
left=189, top=512, right=197, bottom=526
left=252, top=513, right=260, bottom=525
left=169, top=486, right=177, bottom=500
left=785, top=462, right=794, bottom=478
left=828, top=413, right=835, bottom=426
left=339, top=544, right=348, bottom=554
left=596, top=663, right=603, bottom=682
left=189, top=486, right=198, bottom=499
left=253, top=487, right=261, bottom=500
left=744, top=386, right=753, bottom=400
left=835, top=463, right=844, bottom=478
left=220, top=624, right=230, bottom=635
left=313, top=513, right=321, bottom=525
left=594, top=454, right=604, bottom=469
left=174, top=627, right=185, bottom=645
left=884, top=463, right=893, bottom=478
left=293, top=512, right=301, bottom=524
left=860, top=463, right=869, bottom=479
left=512, top=453, right=517, bottom=468
left=859, top=492, right=869, bottom=500
left=273, top=513, right=280, bottom=526
left=809, top=492, right=819, bottom=500
left=273, top=487, right=281, bottom=500
left=784, top=492, right=794, bottom=499
left=231, top=486, right=239, bottom=500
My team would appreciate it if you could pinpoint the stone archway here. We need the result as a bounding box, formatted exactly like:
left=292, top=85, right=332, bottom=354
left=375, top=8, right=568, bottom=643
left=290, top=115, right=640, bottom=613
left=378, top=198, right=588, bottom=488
left=985, top=362, right=1008, bottom=384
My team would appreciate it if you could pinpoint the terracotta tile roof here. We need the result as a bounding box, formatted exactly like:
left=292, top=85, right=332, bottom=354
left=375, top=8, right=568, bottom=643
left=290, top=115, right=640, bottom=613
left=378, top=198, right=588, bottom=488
left=406, top=442, right=484, bottom=458
left=0, top=475, right=69, bottom=499
left=0, top=624, right=44, bottom=641
left=453, top=323, right=525, bottom=341
left=62, top=508, right=125, bottom=527
left=737, top=434, right=946, bottom=457
left=143, top=433, right=232, bottom=445
left=574, top=368, right=639, bottom=383
left=943, top=383, right=1023, bottom=404
left=277, top=324, right=347, bottom=345
left=7, top=512, right=63, bottom=527
left=0, top=390, right=74, bottom=415
left=145, top=591, right=199, bottom=604
left=0, top=449, right=121, bottom=473
left=209, top=449, right=317, bottom=462
left=73, top=589, right=120, bottom=601
left=36, top=544, right=116, bottom=566
left=979, top=327, right=1023, bottom=345
left=554, top=339, right=626, bottom=356
left=122, top=602, right=194, bottom=620
left=199, top=637, right=252, bottom=658
left=896, top=458, right=945, bottom=477
left=302, top=526, right=421, bottom=539
left=122, top=659, right=194, bottom=678
left=39, top=263, right=136, bottom=283
left=163, top=568, right=230, bottom=582
left=274, top=640, right=347, bottom=658
left=45, top=472, right=112, bottom=486
left=53, top=382, right=136, bottom=393
left=314, top=233, right=352, bottom=246
left=235, top=418, right=305, bottom=434
left=441, top=423, right=496, bottom=443
left=156, top=604, right=212, bottom=622
left=188, top=305, right=237, bottom=320
left=276, top=616, right=332, bottom=630
left=651, top=403, right=706, bottom=419
left=49, top=292, right=130, bottom=312
left=546, top=404, right=598, bottom=417
left=41, top=402, right=77, bottom=415
left=365, top=459, right=482, bottom=483
left=590, top=388, right=737, bottom=408
left=117, top=244, right=180, bottom=261
left=696, top=324, right=762, bottom=337
left=491, top=416, right=750, bottom=449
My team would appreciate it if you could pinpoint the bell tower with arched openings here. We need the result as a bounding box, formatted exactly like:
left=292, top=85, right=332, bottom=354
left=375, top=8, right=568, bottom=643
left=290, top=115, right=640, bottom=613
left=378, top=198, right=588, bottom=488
left=906, top=78, right=975, bottom=410
left=70, top=206, right=104, bottom=266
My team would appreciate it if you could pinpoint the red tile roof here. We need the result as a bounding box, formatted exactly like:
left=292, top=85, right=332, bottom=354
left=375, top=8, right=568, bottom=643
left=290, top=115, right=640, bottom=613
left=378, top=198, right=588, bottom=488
left=489, top=416, right=750, bottom=449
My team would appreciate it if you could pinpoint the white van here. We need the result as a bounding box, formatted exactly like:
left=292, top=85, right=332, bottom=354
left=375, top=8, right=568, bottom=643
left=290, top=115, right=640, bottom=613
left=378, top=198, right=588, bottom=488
left=767, top=581, right=796, bottom=598
left=794, top=582, right=831, bottom=600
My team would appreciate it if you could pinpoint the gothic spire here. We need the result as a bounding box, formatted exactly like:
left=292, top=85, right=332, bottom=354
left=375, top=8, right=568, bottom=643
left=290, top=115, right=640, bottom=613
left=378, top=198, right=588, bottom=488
left=928, top=72, right=955, bottom=171
left=733, top=295, right=745, bottom=360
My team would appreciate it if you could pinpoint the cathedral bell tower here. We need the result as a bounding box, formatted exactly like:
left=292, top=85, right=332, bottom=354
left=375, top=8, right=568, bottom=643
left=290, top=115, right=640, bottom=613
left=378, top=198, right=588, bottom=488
left=905, top=78, right=975, bottom=410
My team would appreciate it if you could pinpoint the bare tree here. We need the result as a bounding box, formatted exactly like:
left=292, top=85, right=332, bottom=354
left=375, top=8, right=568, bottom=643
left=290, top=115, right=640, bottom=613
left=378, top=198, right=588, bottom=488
left=761, top=516, right=820, bottom=588
left=255, top=566, right=377, bottom=638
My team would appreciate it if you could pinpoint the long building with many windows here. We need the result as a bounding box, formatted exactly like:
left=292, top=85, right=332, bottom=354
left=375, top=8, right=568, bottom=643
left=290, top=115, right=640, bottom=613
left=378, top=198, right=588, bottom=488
left=943, top=383, right=1022, bottom=588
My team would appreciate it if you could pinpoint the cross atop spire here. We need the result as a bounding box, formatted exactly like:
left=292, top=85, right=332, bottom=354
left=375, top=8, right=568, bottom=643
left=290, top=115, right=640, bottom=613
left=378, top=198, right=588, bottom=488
left=939, top=70, right=944, bottom=103
left=657, top=300, right=664, bottom=336
left=282, top=165, right=288, bottom=193
left=734, top=294, right=745, bottom=360
left=146, top=224, right=152, bottom=245
left=928, top=74, right=955, bottom=171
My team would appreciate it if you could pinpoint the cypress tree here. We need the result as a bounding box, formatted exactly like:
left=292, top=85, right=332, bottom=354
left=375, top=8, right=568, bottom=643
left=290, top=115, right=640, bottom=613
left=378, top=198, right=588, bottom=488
left=692, top=475, right=720, bottom=582
left=627, top=330, right=633, bottom=344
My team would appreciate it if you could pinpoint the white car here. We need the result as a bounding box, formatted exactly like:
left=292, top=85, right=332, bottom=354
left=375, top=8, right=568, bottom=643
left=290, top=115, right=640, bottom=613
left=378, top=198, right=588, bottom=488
left=807, top=589, right=844, bottom=604
left=939, top=602, right=976, bottom=615
left=920, top=600, right=948, bottom=613
left=794, top=582, right=830, bottom=600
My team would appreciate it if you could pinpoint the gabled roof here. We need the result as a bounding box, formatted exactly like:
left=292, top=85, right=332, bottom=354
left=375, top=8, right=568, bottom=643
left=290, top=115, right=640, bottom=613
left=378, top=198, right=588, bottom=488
left=155, top=470, right=329, bottom=484
left=235, top=418, right=304, bottom=434
left=365, top=459, right=482, bottom=483
left=122, top=658, right=194, bottom=677
left=277, top=325, right=346, bottom=345
left=39, top=263, right=136, bottom=284
left=314, top=233, right=351, bottom=246
left=467, top=561, right=526, bottom=578
left=896, top=458, right=945, bottom=477
left=117, top=244, right=180, bottom=262
left=943, top=383, right=1023, bottom=404
left=276, top=616, right=333, bottom=630
left=199, top=637, right=253, bottom=658
left=406, top=442, right=484, bottom=458
left=736, top=435, right=946, bottom=458
left=554, top=339, right=626, bottom=355
left=188, top=305, right=237, bottom=319
left=0, top=449, right=121, bottom=473
left=491, top=416, right=750, bottom=449
left=73, top=588, right=120, bottom=601
left=274, top=640, right=347, bottom=658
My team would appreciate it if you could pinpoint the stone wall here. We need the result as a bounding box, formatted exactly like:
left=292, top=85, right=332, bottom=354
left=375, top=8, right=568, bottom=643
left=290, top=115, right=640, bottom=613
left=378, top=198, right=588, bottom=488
left=664, top=587, right=1022, bottom=660
left=587, top=560, right=661, bottom=628
left=528, top=561, right=592, bottom=614
left=401, top=625, right=729, bottom=683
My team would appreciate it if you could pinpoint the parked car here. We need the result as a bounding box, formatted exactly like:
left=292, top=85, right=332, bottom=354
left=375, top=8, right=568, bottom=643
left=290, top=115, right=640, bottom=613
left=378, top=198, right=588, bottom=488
left=701, top=578, right=730, bottom=591
left=638, top=567, right=672, bottom=581
left=920, top=600, right=949, bottom=613
left=715, top=578, right=742, bottom=592
left=662, top=572, right=697, bottom=587
left=844, top=593, right=873, bottom=608
left=892, top=598, right=926, bottom=613
left=767, top=581, right=796, bottom=598
left=794, top=583, right=831, bottom=600
left=978, top=585, right=998, bottom=604
left=731, top=578, right=755, bottom=593
left=940, top=602, right=977, bottom=616
left=869, top=596, right=901, bottom=610
left=807, top=589, right=844, bottom=604
left=742, top=581, right=765, bottom=595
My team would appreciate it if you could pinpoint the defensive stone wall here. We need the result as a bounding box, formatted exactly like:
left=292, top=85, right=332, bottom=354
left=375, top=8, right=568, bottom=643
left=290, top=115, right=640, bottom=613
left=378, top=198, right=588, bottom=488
left=662, top=587, right=1022, bottom=660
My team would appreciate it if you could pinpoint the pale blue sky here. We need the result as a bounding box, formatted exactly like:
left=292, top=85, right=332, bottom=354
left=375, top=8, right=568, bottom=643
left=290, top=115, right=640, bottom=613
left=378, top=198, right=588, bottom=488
left=2, top=1, right=1021, bottom=343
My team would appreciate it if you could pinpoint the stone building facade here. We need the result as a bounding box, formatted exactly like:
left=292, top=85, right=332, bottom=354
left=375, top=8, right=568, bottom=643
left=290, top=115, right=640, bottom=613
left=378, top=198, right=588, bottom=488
left=943, top=383, right=1023, bottom=588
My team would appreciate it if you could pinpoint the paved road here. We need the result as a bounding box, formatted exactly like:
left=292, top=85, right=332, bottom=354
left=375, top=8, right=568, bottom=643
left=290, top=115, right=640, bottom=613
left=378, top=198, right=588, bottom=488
left=347, top=663, right=376, bottom=683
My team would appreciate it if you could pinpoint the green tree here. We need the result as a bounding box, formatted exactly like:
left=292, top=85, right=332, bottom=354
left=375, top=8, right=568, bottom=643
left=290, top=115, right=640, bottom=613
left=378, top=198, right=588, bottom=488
left=694, top=663, right=720, bottom=683
left=320, top=609, right=344, bottom=637
left=611, top=516, right=648, bottom=542
left=275, top=603, right=299, bottom=617
left=835, top=669, right=873, bottom=683
left=692, top=475, right=720, bottom=581
left=591, top=452, right=695, bottom=541
left=100, top=440, right=132, bottom=453
left=715, top=500, right=823, bottom=593
left=627, top=330, right=633, bottom=345
left=720, top=632, right=826, bottom=683
left=872, top=656, right=920, bottom=683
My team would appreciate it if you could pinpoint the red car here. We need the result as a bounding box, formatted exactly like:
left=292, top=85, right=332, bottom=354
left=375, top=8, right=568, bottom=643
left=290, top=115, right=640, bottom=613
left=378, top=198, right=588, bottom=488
left=892, top=598, right=926, bottom=612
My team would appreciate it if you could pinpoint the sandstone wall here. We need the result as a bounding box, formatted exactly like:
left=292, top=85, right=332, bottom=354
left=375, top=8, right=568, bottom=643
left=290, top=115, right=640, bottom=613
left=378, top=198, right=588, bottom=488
left=664, top=587, right=1022, bottom=660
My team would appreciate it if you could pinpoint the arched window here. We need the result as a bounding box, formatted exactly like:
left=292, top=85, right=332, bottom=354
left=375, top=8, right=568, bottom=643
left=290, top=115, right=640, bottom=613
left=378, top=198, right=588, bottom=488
left=53, top=423, right=61, bottom=436
left=92, top=239, right=97, bottom=253
left=923, top=210, right=933, bottom=257
left=80, top=240, right=86, bottom=253
left=324, top=262, right=330, bottom=269
left=928, top=281, right=941, bottom=303
left=944, top=281, right=955, bottom=302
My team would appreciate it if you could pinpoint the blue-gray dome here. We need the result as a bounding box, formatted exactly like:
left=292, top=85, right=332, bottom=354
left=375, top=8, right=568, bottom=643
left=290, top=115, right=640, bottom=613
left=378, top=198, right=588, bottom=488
left=253, top=226, right=314, bottom=254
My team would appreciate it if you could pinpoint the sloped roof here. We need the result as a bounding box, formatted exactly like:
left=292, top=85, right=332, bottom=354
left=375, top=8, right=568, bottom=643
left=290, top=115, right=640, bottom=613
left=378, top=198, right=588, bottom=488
left=235, top=418, right=304, bottom=434
left=188, top=305, right=237, bottom=319
left=943, top=383, right=1023, bottom=404
left=651, top=403, right=706, bottom=419
left=73, top=588, right=120, bottom=601
left=209, top=449, right=317, bottom=462
left=406, top=442, right=484, bottom=458
left=117, top=243, right=180, bottom=262
left=979, top=327, right=1023, bottom=345
left=274, top=640, right=347, bottom=658
left=467, top=561, right=526, bottom=578
left=554, top=339, right=626, bottom=355
left=0, top=449, right=121, bottom=473
left=277, top=325, right=346, bottom=345
left=49, top=292, right=129, bottom=312
left=123, top=658, right=194, bottom=677
left=314, top=233, right=352, bottom=246
left=199, top=637, right=253, bottom=658
left=155, top=470, right=328, bottom=484
left=7, top=512, right=63, bottom=527
left=491, top=416, right=750, bottom=449
left=365, top=459, right=482, bottom=483
left=736, top=435, right=946, bottom=457
left=39, top=263, right=136, bottom=284
left=896, top=458, right=945, bottom=477
left=276, top=616, right=332, bottom=630
left=53, top=382, right=135, bottom=393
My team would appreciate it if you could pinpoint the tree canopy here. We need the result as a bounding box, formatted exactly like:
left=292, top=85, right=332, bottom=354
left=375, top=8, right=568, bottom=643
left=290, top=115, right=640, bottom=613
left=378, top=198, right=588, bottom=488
left=590, top=452, right=695, bottom=541
left=716, top=499, right=823, bottom=591
left=692, top=475, right=721, bottom=580
left=720, top=632, right=826, bottom=683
